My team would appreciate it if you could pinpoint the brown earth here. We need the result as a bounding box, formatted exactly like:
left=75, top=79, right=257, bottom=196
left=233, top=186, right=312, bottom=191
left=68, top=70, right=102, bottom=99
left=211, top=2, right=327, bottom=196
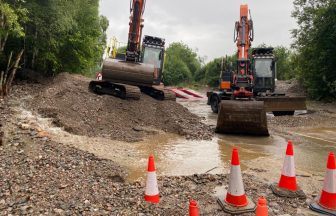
left=1, top=76, right=334, bottom=215
left=1, top=91, right=307, bottom=215
left=14, top=73, right=213, bottom=142
left=269, top=80, right=336, bottom=130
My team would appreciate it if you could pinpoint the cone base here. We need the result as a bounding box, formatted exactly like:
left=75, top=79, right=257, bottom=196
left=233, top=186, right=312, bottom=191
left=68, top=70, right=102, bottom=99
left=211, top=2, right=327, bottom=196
left=217, top=192, right=256, bottom=214
left=144, top=194, right=160, bottom=204
left=270, top=183, right=306, bottom=199
left=310, top=201, right=336, bottom=215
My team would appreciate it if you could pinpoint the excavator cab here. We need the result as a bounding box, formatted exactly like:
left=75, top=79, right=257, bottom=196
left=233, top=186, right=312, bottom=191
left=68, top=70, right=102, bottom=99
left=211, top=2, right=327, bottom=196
left=252, top=48, right=276, bottom=94
left=141, top=35, right=165, bottom=85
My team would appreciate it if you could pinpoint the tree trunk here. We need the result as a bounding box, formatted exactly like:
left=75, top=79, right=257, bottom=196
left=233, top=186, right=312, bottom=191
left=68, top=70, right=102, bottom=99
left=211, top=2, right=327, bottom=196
left=0, top=32, right=8, bottom=52
left=0, top=49, right=24, bottom=98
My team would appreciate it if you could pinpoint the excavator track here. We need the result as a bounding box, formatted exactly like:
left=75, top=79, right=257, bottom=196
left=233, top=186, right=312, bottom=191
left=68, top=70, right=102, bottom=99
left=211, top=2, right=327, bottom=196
left=89, top=81, right=141, bottom=100
left=162, top=89, right=177, bottom=101
left=140, top=86, right=176, bottom=101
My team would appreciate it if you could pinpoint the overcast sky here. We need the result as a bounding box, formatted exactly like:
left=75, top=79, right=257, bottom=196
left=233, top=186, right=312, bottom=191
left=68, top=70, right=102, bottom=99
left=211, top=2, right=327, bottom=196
left=99, top=0, right=297, bottom=61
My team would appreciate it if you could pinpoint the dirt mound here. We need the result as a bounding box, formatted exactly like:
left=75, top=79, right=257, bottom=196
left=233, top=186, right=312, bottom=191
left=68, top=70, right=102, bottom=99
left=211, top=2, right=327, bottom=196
left=24, top=73, right=212, bottom=142
left=275, top=79, right=307, bottom=96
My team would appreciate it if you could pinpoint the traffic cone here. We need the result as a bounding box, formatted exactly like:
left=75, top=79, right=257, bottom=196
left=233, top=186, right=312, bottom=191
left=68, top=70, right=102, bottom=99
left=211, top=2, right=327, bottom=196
left=189, top=200, right=199, bottom=216
left=271, top=141, right=305, bottom=198
left=278, top=140, right=297, bottom=191
left=144, top=155, right=160, bottom=203
left=310, top=152, right=336, bottom=215
left=256, top=197, right=268, bottom=216
left=226, top=148, right=248, bottom=206
left=217, top=148, right=256, bottom=214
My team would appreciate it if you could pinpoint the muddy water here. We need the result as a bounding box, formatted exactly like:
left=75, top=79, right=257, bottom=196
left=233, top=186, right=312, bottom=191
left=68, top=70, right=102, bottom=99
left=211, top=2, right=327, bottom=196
left=178, top=98, right=336, bottom=194
left=17, top=97, right=336, bottom=191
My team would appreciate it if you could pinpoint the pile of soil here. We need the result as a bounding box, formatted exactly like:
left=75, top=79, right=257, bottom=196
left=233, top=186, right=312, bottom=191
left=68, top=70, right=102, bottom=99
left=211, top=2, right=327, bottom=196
left=275, top=79, right=307, bottom=97
left=18, top=73, right=213, bottom=142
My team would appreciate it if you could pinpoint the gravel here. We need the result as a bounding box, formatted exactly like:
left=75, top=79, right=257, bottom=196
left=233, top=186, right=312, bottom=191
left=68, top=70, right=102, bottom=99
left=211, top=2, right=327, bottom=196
left=13, top=73, right=213, bottom=142
left=0, top=77, right=331, bottom=215
left=0, top=123, right=307, bottom=215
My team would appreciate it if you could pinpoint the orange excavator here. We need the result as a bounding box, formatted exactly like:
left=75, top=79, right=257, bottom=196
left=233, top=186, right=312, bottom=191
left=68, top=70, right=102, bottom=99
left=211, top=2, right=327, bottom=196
left=89, top=0, right=175, bottom=100
left=207, top=5, right=306, bottom=135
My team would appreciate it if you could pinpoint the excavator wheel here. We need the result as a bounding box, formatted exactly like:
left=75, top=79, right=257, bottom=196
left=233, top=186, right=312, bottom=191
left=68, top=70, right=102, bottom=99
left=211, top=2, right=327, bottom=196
left=210, top=96, right=220, bottom=114
left=216, top=100, right=269, bottom=136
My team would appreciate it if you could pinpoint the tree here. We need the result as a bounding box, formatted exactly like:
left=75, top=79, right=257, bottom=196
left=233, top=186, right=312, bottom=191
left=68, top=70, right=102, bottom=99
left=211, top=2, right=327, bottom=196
left=292, top=0, right=336, bottom=100
left=164, top=56, right=191, bottom=85
left=0, top=0, right=27, bottom=97
left=163, top=42, right=201, bottom=85
left=14, top=0, right=108, bottom=75
left=195, top=54, right=237, bottom=87
left=273, top=46, right=296, bottom=80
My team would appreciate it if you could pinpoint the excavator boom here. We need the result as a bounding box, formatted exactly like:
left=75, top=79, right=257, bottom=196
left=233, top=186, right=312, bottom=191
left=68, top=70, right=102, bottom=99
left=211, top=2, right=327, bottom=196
left=126, top=0, right=146, bottom=62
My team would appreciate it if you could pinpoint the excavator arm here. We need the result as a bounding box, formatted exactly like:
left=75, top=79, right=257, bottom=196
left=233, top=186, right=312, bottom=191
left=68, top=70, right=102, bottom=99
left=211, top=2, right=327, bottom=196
left=233, top=5, right=254, bottom=98
left=126, top=0, right=146, bottom=62
left=234, top=5, right=254, bottom=60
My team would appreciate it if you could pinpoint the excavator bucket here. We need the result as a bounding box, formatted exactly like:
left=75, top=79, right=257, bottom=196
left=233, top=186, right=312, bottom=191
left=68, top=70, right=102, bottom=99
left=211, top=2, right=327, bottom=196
left=216, top=101, right=269, bottom=136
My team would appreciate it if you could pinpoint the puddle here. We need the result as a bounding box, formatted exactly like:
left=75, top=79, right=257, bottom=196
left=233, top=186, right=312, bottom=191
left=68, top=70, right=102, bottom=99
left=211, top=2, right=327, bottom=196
left=15, top=99, right=336, bottom=185
left=16, top=106, right=284, bottom=182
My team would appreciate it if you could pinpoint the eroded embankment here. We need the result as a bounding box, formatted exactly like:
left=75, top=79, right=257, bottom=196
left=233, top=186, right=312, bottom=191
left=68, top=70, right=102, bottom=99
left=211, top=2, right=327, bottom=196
left=15, top=73, right=213, bottom=142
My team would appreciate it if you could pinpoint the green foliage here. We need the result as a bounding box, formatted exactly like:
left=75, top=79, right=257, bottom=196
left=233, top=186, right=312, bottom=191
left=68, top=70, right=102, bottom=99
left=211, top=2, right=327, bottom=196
left=163, top=42, right=201, bottom=85
left=0, top=0, right=27, bottom=71
left=273, top=46, right=296, bottom=80
left=292, top=0, right=336, bottom=100
left=164, top=56, right=192, bottom=85
left=0, top=1, right=26, bottom=38
left=117, top=45, right=127, bottom=54
left=195, top=54, right=237, bottom=87
left=4, top=0, right=108, bottom=76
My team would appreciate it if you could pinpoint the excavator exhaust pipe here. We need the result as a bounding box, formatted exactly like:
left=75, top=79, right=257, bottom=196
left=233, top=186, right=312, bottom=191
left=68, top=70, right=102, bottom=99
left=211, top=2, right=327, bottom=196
left=216, top=100, right=269, bottom=136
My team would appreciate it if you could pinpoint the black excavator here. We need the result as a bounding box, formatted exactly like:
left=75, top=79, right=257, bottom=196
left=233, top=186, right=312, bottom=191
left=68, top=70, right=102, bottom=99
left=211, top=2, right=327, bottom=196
left=89, top=0, right=175, bottom=100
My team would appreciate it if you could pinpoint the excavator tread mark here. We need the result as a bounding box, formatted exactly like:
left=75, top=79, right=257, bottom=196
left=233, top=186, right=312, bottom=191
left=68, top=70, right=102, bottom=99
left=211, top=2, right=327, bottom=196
left=89, top=80, right=140, bottom=100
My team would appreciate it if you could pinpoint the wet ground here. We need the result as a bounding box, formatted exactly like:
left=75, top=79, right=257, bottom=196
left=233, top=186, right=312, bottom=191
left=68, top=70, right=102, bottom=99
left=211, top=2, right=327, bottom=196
left=15, top=96, right=336, bottom=198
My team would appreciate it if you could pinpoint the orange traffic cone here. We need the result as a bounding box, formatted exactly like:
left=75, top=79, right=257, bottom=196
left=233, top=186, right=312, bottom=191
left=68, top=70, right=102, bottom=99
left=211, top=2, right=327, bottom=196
left=279, top=141, right=297, bottom=190
left=271, top=141, right=305, bottom=198
left=256, top=197, right=268, bottom=216
left=144, top=155, right=160, bottom=203
left=189, top=200, right=199, bottom=216
left=310, top=152, right=336, bottom=215
left=217, top=148, right=256, bottom=214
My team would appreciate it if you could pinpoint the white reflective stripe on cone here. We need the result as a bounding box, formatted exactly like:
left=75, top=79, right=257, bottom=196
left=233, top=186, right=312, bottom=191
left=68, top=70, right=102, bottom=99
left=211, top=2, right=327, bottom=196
left=228, top=165, right=245, bottom=196
left=282, top=155, right=296, bottom=177
left=145, top=172, right=159, bottom=196
left=323, top=168, right=336, bottom=193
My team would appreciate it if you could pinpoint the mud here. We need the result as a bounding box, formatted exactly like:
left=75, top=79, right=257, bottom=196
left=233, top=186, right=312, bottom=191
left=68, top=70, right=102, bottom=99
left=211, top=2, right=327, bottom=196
left=1, top=77, right=335, bottom=215
left=14, top=73, right=212, bottom=142
left=0, top=100, right=308, bottom=215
